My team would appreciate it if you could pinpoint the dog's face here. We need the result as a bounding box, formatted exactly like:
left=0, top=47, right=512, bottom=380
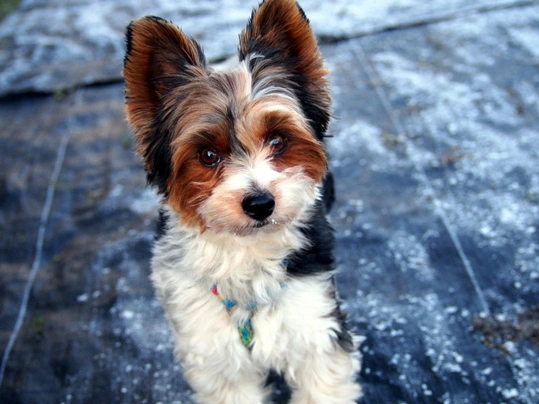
left=123, top=0, right=330, bottom=235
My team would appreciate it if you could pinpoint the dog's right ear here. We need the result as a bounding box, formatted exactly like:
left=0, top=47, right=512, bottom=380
left=123, top=16, right=207, bottom=194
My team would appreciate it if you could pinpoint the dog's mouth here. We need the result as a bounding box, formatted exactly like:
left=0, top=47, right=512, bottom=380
left=240, top=218, right=278, bottom=234
left=253, top=217, right=279, bottom=229
left=254, top=221, right=267, bottom=229
left=208, top=217, right=282, bottom=237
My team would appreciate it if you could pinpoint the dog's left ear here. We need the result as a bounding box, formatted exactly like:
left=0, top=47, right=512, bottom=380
left=123, top=16, right=207, bottom=194
left=239, top=0, right=331, bottom=139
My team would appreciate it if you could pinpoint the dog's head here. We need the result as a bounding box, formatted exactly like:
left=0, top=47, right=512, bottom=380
left=123, top=0, right=330, bottom=235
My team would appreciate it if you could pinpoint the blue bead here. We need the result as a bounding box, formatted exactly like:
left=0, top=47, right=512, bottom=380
left=222, top=298, right=236, bottom=309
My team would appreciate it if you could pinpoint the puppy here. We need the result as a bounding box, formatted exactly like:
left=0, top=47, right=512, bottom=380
left=123, top=0, right=361, bottom=402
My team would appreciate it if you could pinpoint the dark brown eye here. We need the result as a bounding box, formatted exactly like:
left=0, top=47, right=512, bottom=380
left=199, top=148, right=221, bottom=167
left=268, top=133, right=288, bottom=156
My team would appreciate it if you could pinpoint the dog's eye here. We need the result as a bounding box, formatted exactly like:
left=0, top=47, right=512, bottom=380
left=268, top=133, right=288, bottom=156
left=199, top=148, right=221, bottom=167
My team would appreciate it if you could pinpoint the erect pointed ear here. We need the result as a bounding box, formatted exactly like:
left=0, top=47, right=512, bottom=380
left=239, top=0, right=331, bottom=139
left=123, top=16, right=207, bottom=194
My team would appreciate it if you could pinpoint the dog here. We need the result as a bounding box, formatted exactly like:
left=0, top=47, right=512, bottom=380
left=123, top=0, right=361, bottom=402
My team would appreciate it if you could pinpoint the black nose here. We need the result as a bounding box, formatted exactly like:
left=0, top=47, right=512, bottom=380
left=242, top=192, right=275, bottom=222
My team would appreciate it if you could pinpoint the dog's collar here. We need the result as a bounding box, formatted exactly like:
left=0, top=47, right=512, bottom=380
left=211, top=260, right=289, bottom=348
left=211, top=284, right=256, bottom=347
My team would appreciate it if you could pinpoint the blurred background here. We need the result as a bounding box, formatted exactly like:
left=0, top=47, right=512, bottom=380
left=0, top=0, right=538, bottom=403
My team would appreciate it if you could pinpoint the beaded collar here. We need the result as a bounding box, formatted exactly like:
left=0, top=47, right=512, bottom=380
left=211, top=260, right=288, bottom=348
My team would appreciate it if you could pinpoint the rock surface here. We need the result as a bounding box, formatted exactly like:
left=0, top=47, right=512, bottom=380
left=1, top=0, right=537, bottom=95
left=1, top=0, right=538, bottom=403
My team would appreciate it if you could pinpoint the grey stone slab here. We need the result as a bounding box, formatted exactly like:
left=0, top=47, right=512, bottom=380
left=1, top=0, right=537, bottom=96
left=324, top=4, right=539, bottom=402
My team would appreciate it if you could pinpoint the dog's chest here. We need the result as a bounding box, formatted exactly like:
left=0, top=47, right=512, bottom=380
left=151, top=216, right=325, bottom=364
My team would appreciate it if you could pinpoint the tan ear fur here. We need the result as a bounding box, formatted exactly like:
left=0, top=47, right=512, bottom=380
left=123, top=16, right=207, bottom=193
left=123, top=16, right=206, bottom=138
left=239, top=0, right=331, bottom=139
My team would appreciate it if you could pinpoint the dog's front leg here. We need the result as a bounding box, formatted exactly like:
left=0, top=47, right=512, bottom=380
left=158, top=281, right=270, bottom=404
left=182, top=352, right=269, bottom=404
left=279, top=277, right=362, bottom=404
left=286, top=345, right=361, bottom=404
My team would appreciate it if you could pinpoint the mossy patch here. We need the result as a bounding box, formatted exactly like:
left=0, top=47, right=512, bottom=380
left=472, top=305, right=539, bottom=354
left=0, top=0, right=21, bottom=22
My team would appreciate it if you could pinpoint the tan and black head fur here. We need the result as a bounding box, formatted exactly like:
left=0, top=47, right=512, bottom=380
left=123, top=0, right=331, bottom=233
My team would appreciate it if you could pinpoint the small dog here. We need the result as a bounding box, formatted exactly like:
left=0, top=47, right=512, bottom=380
left=123, top=0, right=361, bottom=402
